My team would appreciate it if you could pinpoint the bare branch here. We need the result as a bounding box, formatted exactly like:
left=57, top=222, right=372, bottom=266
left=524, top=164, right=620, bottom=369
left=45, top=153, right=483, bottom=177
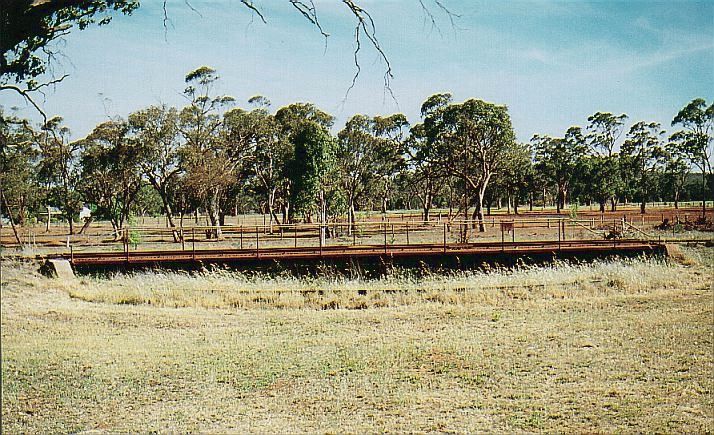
left=240, top=0, right=267, bottom=24
left=0, top=85, right=48, bottom=126
left=289, top=0, right=329, bottom=38
left=341, top=0, right=396, bottom=102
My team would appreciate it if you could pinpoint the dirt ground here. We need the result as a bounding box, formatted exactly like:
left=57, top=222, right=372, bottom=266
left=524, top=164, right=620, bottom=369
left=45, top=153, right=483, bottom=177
left=2, top=206, right=713, bottom=257
left=1, top=247, right=712, bottom=433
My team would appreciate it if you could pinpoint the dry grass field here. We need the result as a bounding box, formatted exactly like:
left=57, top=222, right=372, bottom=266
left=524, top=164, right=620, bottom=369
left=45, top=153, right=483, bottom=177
left=1, top=247, right=713, bottom=433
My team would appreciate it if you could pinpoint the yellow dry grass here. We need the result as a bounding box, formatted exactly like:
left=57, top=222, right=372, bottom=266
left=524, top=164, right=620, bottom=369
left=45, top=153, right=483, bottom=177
left=1, top=248, right=713, bottom=433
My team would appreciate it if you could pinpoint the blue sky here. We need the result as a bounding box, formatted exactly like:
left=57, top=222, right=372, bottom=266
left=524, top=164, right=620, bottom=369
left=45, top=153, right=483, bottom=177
left=2, top=0, right=713, bottom=142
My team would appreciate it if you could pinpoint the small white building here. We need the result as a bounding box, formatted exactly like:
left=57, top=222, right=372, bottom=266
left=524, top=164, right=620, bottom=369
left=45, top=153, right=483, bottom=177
left=79, top=207, right=92, bottom=220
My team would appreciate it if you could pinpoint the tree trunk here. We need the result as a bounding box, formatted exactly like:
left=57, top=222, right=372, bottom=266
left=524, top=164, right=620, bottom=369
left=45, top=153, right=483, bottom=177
left=319, top=189, right=326, bottom=245
left=78, top=216, right=94, bottom=235
left=1, top=190, right=23, bottom=247
left=17, top=198, right=26, bottom=226
left=475, top=191, right=486, bottom=232
left=159, top=192, right=180, bottom=242
left=702, top=165, right=707, bottom=217
left=282, top=202, right=290, bottom=224
left=422, top=190, right=432, bottom=222
left=599, top=200, right=606, bottom=213
left=207, top=191, right=222, bottom=240
left=347, top=196, right=356, bottom=235
left=267, top=190, right=275, bottom=234
left=640, top=200, right=646, bottom=214
left=610, top=197, right=617, bottom=212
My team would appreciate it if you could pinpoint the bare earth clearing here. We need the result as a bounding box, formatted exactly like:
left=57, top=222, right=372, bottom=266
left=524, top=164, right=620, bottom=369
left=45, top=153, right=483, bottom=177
left=1, top=247, right=713, bottom=433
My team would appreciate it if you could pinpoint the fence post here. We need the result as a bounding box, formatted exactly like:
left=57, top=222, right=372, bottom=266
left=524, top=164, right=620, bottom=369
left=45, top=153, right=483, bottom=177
left=443, top=223, right=447, bottom=253
left=294, top=225, right=298, bottom=248
left=192, top=228, right=196, bottom=260
left=406, top=221, right=410, bottom=245
left=320, top=224, right=324, bottom=256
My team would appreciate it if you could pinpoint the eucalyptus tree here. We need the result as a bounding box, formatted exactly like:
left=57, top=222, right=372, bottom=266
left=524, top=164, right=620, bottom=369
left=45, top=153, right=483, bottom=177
left=274, top=102, right=334, bottom=223
left=79, top=119, right=143, bottom=236
left=372, top=114, right=409, bottom=214
left=128, top=105, right=183, bottom=239
left=0, top=111, right=41, bottom=226
left=336, top=114, right=379, bottom=232
left=222, top=105, right=282, bottom=231
left=179, top=66, right=235, bottom=239
left=287, top=121, right=340, bottom=244
left=670, top=98, right=713, bottom=215
left=404, top=123, right=443, bottom=221
left=336, top=113, right=408, bottom=232
left=423, top=94, right=516, bottom=232
left=532, top=127, right=586, bottom=213
left=498, top=142, right=534, bottom=215
left=663, top=140, right=692, bottom=209
left=36, top=117, right=83, bottom=234
left=586, top=112, right=628, bottom=211
left=621, top=121, right=666, bottom=214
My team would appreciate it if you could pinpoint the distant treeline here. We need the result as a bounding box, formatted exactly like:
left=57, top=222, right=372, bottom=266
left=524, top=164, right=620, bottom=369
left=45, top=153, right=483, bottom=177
left=1, top=67, right=712, bottom=238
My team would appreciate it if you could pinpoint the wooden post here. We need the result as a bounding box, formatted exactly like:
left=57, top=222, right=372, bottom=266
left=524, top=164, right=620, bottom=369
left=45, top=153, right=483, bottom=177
left=406, top=221, right=410, bottom=245
left=181, top=229, right=185, bottom=251
left=443, top=223, right=447, bottom=253
left=192, top=228, right=196, bottom=259
left=383, top=223, right=387, bottom=254
left=512, top=225, right=515, bottom=243
left=320, top=224, right=323, bottom=256
left=240, top=226, right=243, bottom=249
left=256, top=226, right=260, bottom=258
left=294, top=225, right=298, bottom=248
